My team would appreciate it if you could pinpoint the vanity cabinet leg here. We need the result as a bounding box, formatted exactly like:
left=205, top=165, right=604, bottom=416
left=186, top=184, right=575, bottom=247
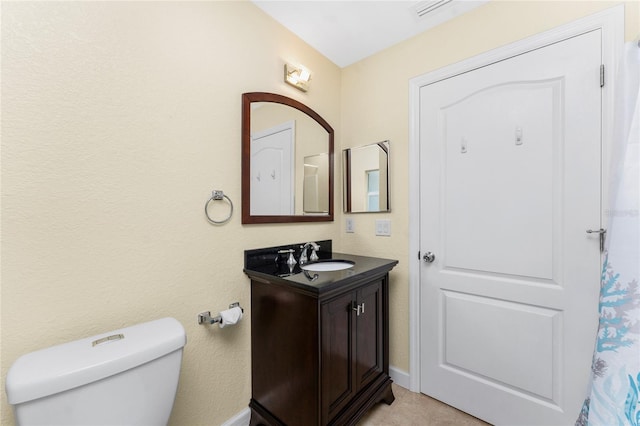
left=249, top=409, right=268, bottom=426
left=380, top=382, right=395, bottom=405
left=249, top=410, right=261, bottom=426
left=249, top=400, right=286, bottom=426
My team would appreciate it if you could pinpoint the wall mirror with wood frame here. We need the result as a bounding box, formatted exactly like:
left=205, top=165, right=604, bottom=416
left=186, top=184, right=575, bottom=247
left=342, top=141, right=390, bottom=213
left=242, top=92, right=334, bottom=224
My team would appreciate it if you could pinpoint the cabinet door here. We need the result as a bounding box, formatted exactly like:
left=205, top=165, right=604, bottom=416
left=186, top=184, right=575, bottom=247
left=355, top=279, right=383, bottom=391
left=321, top=291, right=356, bottom=423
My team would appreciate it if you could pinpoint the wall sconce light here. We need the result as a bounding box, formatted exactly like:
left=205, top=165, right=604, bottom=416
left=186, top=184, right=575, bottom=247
left=284, top=63, right=311, bottom=92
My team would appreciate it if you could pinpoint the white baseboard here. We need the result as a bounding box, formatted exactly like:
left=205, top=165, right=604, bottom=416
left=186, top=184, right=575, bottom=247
left=221, top=407, right=250, bottom=426
left=389, top=365, right=410, bottom=390
left=222, top=366, right=410, bottom=425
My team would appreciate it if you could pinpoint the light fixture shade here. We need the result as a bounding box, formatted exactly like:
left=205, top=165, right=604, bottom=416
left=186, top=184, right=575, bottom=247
left=284, top=63, right=311, bottom=92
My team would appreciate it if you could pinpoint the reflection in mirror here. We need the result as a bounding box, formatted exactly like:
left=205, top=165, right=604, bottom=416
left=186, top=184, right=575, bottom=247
left=343, top=141, right=390, bottom=213
left=249, top=116, right=295, bottom=215
left=242, top=92, right=334, bottom=224
left=303, top=153, right=329, bottom=213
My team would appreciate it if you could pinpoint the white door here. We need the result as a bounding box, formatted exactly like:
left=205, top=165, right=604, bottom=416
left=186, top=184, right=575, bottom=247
left=250, top=121, right=295, bottom=215
left=419, top=30, right=603, bottom=425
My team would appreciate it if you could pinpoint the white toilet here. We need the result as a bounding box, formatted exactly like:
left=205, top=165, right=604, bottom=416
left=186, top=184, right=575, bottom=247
left=6, top=317, right=186, bottom=426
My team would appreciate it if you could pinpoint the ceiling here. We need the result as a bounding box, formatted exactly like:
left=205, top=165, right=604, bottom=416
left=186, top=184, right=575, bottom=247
left=252, top=0, right=488, bottom=68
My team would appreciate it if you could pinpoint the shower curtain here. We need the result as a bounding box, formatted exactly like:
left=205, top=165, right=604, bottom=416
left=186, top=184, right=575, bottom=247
left=577, top=41, right=640, bottom=426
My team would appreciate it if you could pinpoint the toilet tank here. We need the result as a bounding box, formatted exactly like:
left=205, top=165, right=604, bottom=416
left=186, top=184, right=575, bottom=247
left=6, top=317, right=186, bottom=426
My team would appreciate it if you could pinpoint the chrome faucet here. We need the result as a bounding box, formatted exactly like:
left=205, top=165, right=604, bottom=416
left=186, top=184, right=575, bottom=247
left=299, top=242, right=320, bottom=265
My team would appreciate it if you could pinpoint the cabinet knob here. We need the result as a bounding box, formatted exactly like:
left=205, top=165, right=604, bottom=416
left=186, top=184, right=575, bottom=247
left=352, top=303, right=361, bottom=316
left=352, top=302, right=366, bottom=316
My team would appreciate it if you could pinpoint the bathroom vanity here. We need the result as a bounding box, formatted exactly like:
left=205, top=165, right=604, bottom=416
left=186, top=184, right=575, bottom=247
left=244, top=242, right=398, bottom=426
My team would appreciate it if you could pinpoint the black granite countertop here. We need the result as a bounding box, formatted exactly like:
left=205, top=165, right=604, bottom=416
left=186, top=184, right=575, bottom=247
left=244, top=241, right=398, bottom=294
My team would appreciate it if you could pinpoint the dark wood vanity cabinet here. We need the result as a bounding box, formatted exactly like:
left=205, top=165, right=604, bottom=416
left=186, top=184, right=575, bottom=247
left=247, top=267, right=395, bottom=426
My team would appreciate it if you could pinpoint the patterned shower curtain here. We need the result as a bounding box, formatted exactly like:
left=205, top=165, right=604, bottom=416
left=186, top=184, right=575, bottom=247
left=577, top=41, right=640, bottom=426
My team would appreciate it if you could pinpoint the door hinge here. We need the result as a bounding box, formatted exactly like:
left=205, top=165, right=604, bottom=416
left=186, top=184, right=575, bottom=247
left=418, top=250, right=421, bottom=260
left=600, top=64, right=605, bottom=88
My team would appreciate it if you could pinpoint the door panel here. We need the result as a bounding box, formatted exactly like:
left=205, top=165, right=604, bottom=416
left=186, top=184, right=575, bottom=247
left=420, top=30, right=602, bottom=425
left=443, top=80, right=560, bottom=279
left=321, top=292, right=355, bottom=422
left=356, top=280, right=383, bottom=390
left=443, top=291, right=560, bottom=399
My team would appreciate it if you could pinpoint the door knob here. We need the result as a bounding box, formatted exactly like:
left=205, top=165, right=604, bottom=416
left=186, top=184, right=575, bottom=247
left=423, top=252, right=436, bottom=263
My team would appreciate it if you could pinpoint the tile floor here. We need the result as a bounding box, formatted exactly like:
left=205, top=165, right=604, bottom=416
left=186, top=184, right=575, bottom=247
left=358, top=384, right=491, bottom=425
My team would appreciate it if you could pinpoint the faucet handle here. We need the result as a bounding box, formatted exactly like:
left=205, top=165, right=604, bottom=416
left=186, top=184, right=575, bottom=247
left=277, top=249, right=297, bottom=266
left=310, top=245, right=319, bottom=261
left=287, top=251, right=297, bottom=266
left=299, top=246, right=308, bottom=264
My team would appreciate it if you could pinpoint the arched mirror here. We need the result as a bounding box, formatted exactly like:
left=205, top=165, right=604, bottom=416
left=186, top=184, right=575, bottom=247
left=242, top=92, right=334, bottom=224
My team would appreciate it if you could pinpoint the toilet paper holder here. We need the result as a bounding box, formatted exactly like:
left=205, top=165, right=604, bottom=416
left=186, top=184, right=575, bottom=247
left=198, top=302, right=243, bottom=325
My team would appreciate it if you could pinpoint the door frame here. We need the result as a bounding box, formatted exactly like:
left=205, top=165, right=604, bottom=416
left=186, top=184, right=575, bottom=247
left=407, top=5, right=623, bottom=393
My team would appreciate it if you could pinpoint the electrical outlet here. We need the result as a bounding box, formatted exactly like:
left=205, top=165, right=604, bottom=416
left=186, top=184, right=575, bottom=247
left=375, top=219, right=391, bottom=236
left=346, top=218, right=355, bottom=233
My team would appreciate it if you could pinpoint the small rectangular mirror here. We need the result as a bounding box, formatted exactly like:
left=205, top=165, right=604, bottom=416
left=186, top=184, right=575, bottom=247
left=342, top=141, right=390, bottom=213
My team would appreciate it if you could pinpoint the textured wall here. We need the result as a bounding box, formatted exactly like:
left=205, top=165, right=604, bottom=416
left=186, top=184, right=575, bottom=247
left=1, top=2, right=340, bottom=424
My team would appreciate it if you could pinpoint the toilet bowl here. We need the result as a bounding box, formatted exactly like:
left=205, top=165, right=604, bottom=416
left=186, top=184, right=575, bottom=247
left=6, top=317, right=186, bottom=426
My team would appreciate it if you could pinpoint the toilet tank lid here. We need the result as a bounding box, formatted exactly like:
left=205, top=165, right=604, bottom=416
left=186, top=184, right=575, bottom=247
left=5, top=317, right=186, bottom=405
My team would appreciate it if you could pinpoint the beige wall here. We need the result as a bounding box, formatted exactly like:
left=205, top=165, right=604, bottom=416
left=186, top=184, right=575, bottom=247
left=339, top=0, right=639, bottom=376
left=1, top=2, right=340, bottom=424
left=2, top=1, right=638, bottom=425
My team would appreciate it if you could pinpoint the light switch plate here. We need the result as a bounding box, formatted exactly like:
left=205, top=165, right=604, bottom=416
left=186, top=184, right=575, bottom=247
left=346, top=218, right=355, bottom=233
left=375, top=219, right=391, bottom=236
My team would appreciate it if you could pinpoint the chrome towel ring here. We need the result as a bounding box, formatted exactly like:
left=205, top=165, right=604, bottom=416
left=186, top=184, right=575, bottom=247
left=205, top=190, right=233, bottom=224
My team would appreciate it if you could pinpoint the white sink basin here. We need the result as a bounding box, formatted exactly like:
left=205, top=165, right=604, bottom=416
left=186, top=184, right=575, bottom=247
left=300, top=260, right=355, bottom=272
